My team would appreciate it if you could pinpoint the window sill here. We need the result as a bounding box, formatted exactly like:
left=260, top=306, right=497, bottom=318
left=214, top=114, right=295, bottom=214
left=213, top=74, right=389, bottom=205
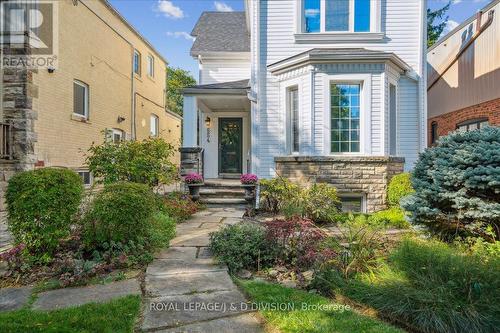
left=294, top=32, right=385, bottom=43
left=71, top=114, right=91, bottom=124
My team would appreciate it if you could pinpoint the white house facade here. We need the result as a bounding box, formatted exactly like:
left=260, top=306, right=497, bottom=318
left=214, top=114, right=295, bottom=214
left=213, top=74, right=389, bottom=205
left=182, top=0, right=427, bottom=212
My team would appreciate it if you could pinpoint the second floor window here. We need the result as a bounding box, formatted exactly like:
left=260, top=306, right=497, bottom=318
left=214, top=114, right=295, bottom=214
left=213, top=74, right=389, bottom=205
left=304, top=0, right=372, bottom=33
left=150, top=114, right=159, bottom=137
left=147, top=55, right=154, bottom=77
left=133, top=50, right=141, bottom=75
left=73, top=80, right=89, bottom=119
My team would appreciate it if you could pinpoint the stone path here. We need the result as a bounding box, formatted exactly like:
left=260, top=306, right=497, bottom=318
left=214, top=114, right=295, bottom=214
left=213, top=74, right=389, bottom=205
left=141, top=207, right=263, bottom=333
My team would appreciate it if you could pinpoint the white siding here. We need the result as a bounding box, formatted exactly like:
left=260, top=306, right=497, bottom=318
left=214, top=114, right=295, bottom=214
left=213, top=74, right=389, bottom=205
left=199, top=59, right=251, bottom=84
left=252, top=0, right=426, bottom=178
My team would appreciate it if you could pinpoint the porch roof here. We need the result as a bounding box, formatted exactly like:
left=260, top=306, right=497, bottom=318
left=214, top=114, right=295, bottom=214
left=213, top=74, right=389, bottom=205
left=183, top=79, right=250, bottom=96
left=268, top=48, right=412, bottom=75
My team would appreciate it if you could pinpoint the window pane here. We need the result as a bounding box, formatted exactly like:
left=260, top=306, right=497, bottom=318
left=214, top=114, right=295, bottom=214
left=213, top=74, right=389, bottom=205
left=354, top=0, right=370, bottom=32
left=326, top=0, right=349, bottom=31
left=330, top=83, right=361, bottom=153
left=150, top=115, right=158, bottom=136
left=290, top=88, right=300, bottom=152
left=304, top=0, right=320, bottom=32
left=340, top=196, right=363, bottom=212
left=73, top=82, right=86, bottom=116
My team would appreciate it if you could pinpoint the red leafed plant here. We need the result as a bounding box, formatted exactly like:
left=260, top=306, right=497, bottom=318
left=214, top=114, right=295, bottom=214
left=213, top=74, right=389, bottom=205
left=264, top=216, right=335, bottom=271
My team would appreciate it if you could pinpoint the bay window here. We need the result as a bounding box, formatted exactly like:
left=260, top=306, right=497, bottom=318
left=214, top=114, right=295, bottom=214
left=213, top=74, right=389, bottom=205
left=302, top=0, right=376, bottom=33
left=330, top=83, right=361, bottom=153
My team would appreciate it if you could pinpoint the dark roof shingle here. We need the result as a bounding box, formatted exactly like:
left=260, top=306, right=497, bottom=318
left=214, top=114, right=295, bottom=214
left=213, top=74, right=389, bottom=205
left=190, top=12, right=250, bottom=56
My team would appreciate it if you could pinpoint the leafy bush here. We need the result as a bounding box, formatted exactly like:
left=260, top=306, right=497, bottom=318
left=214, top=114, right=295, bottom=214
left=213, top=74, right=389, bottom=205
left=81, top=182, right=159, bottom=247
left=344, top=238, right=500, bottom=333
left=265, top=217, right=335, bottom=271
left=259, top=177, right=300, bottom=213
left=6, top=168, right=84, bottom=262
left=387, top=173, right=414, bottom=207
left=86, top=137, right=177, bottom=187
left=301, top=183, right=340, bottom=224
left=149, top=212, right=176, bottom=249
left=369, top=207, right=410, bottom=229
left=161, top=191, right=199, bottom=222
left=209, top=224, right=275, bottom=272
left=401, top=127, right=500, bottom=240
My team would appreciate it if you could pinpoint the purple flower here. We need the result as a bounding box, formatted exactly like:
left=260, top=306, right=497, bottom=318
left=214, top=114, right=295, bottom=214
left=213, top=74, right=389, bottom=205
left=240, top=173, right=258, bottom=185
left=184, top=173, right=203, bottom=184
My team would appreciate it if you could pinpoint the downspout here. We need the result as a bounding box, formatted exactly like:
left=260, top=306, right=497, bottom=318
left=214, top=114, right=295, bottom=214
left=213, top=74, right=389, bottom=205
left=428, top=10, right=494, bottom=91
left=131, top=47, right=136, bottom=140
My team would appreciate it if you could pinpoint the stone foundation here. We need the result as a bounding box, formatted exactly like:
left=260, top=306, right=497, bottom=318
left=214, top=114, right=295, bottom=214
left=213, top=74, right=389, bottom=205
left=275, top=156, right=405, bottom=213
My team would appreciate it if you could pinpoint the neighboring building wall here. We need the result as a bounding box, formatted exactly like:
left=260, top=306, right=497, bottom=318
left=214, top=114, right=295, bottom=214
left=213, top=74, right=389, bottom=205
left=275, top=156, right=404, bottom=213
left=428, top=98, right=500, bottom=145
left=199, top=58, right=251, bottom=84
left=33, top=0, right=177, bottom=171
left=427, top=0, right=500, bottom=139
left=251, top=0, right=426, bottom=178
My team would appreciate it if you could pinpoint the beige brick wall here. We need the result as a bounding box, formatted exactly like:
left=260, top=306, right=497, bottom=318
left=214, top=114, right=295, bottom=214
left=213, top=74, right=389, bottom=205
left=33, top=0, right=179, bottom=169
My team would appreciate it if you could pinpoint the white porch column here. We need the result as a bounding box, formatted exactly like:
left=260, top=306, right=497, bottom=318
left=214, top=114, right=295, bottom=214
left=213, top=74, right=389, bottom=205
left=182, top=96, right=198, bottom=147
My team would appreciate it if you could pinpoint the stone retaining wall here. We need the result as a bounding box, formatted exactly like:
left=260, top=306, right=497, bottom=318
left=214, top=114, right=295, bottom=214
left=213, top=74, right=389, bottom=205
left=275, top=156, right=405, bottom=212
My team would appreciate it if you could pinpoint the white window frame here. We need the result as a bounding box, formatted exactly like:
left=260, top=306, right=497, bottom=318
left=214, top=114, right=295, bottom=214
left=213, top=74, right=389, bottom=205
left=147, top=54, right=154, bottom=78
left=77, top=170, right=93, bottom=188
left=339, top=193, right=367, bottom=213
left=287, top=86, right=300, bottom=154
left=73, top=80, right=89, bottom=119
left=298, top=0, right=381, bottom=34
left=388, top=79, right=398, bottom=156
left=323, top=74, right=371, bottom=155
left=150, top=114, right=159, bottom=137
left=281, top=78, right=303, bottom=155
left=112, top=128, right=124, bottom=143
left=133, top=49, right=141, bottom=75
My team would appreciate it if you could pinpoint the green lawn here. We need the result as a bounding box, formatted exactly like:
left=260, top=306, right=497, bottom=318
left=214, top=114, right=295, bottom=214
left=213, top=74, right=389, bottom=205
left=237, top=279, right=403, bottom=333
left=0, top=295, right=140, bottom=333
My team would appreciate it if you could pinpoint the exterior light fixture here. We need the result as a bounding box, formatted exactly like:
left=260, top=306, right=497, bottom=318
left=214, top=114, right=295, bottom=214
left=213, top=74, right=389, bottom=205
left=205, top=116, right=211, bottom=128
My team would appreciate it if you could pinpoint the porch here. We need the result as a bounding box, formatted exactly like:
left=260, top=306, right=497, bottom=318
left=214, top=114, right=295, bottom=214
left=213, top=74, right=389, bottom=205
left=182, top=79, right=251, bottom=179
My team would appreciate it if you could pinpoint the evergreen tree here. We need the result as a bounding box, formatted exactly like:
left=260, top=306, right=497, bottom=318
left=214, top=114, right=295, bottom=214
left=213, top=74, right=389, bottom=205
left=427, top=1, right=451, bottom=48
left=402, top=127, right=500, bottom=241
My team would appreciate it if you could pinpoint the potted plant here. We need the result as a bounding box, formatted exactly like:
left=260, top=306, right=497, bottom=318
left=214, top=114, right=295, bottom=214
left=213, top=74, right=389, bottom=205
left=240, top=173, right=258, bottom=202
left=184, top=173, right=204, bottom=201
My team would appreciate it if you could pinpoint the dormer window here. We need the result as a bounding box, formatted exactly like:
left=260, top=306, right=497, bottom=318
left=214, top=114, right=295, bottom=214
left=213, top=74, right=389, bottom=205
left=302, top=0, right=377, bottom=33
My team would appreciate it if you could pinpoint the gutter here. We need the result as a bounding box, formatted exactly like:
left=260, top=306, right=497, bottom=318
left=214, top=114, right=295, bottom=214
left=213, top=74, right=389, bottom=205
left=428, top=10, right=494, bottom=91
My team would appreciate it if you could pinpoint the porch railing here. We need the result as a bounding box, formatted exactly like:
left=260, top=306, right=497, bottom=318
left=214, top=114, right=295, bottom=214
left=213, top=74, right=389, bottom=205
left=0, top=122, right=13, bottom=160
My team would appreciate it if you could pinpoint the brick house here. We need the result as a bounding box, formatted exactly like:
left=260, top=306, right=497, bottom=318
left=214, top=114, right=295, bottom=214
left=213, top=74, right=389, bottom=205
left=427, top=0, right=500, bottom=145
left=0, top=0, right=181, bottom=208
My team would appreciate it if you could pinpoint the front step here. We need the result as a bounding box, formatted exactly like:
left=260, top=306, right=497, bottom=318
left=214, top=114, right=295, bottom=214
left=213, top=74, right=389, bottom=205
left=198, top=179, right=249, bottom=208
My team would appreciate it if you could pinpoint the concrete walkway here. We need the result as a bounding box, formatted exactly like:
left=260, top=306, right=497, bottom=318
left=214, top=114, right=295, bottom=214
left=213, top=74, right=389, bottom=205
left=141, top=207, right=263, bottom=333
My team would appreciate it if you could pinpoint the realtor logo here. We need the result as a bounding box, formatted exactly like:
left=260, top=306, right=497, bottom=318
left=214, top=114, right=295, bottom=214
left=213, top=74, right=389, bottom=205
left=0, top=0, right=58, bottom=68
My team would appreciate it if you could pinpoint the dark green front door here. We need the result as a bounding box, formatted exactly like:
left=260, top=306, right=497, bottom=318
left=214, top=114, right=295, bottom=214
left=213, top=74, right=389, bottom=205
left=218, top=118, right=243, bottom=175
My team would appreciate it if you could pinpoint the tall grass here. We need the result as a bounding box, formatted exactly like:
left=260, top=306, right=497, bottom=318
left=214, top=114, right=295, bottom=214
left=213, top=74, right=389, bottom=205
left=344, top=238, right=500, bottom=333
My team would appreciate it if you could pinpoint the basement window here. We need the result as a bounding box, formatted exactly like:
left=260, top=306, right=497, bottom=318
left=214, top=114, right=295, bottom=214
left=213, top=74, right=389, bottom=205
left=339, top=194, right=366, bottom=213
left=77, top=170, right=92, bottom=187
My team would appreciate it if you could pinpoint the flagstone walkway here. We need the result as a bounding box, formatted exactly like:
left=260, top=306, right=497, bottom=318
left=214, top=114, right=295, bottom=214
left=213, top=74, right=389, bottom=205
left=141, top=207, right=263, bottom=333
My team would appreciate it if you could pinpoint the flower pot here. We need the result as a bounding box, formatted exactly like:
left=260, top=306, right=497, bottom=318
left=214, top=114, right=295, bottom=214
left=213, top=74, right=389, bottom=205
left=242, top=184, right=256, bottom=203
left=187, top=183, right=203, bottom=201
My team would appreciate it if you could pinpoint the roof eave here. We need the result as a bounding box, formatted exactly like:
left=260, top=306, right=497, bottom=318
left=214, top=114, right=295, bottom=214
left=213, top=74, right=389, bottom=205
left=183, top=88, right=249, bottom=96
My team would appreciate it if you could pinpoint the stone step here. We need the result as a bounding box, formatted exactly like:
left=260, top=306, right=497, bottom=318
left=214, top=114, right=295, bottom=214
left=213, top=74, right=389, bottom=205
left=199, top=189, right=246, bottom=198
left=199, top=198, right=248, bottom=205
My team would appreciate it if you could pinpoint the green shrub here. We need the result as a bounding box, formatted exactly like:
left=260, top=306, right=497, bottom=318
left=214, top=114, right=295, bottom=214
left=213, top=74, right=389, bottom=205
left=401, top=127, right=500, bottom=240
left=344, top=238, right=500, bottom=333
left=369, top=207, right=410, bottom=229
left=81, top=182, right=159, bottom=247
left=209, top=224, right=275, bottom=272
left=6, top=168, right=84, bottom=261
left=149, top=212, right=176, bottom=249
left=387, top=173, right=414, bottom=207
left=301, top=183, right=340, bottom=224
left=86, top=136, right=178, bottom=187
left=259, top=177, right=299, bottom=213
